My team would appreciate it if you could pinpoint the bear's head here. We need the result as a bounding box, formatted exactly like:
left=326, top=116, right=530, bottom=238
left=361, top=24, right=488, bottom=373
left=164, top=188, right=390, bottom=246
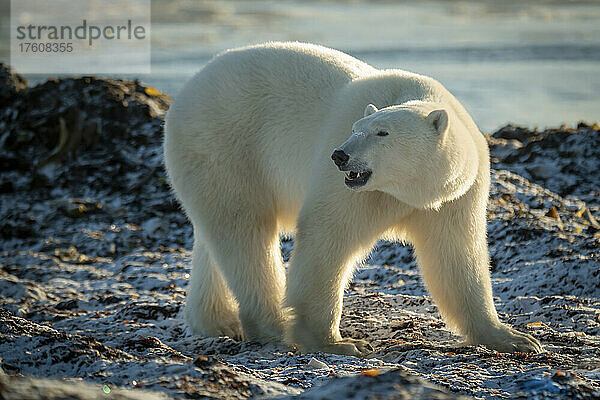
left=331, top=101, right=479, bottom=209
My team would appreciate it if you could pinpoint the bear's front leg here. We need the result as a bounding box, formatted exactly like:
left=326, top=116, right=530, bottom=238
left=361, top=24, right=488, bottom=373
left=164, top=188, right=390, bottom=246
left=285, top=191, right=401, bottom=356
left=406, top=182, right=543, bottom=354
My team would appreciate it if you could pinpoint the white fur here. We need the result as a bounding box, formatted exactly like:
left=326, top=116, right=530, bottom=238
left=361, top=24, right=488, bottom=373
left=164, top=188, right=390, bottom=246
left=163, top=42, right=543, bottom=355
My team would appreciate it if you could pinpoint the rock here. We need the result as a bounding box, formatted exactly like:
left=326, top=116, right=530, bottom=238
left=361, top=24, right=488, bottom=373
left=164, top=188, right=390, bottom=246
left=297, top=368, right=471, bottom=399
left=0, top=371, right=170, bottom=400
left=307, top=357, right=329, bottom=369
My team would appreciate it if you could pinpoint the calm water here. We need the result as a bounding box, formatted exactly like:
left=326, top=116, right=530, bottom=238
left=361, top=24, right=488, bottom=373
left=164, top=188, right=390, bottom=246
left=4, top=0, right=600, bottom=132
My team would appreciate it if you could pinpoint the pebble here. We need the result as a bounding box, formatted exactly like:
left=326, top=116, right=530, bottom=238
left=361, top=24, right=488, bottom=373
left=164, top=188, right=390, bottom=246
left=307, top=357, right=329, bottom=369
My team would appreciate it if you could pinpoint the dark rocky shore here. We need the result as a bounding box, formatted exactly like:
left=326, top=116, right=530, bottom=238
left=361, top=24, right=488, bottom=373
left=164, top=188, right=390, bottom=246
left=0, top=64, right=599, bottom=399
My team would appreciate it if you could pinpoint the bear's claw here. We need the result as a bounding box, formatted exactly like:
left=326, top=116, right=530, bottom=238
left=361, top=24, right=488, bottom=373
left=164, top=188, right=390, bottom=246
left=469, top=325, right=543, bottom=354
left=505, top=330, right=544, bottom=354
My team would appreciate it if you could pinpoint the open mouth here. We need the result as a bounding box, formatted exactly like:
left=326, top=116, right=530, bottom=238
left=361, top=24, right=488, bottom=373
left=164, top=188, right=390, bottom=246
left=343, top=169, right=372, bottom=188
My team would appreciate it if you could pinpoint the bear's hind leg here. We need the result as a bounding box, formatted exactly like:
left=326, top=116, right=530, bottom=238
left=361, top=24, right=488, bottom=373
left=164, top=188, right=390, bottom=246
left=185, top=234, right=244, bottom=340
left=205, top=212, right=287, bottom=343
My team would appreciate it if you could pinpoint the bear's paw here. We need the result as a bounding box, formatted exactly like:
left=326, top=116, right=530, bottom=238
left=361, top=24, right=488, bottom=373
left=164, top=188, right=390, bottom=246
left=185, top=305, right=244, bottom=341
left=469, top=325, right=543, bottom=354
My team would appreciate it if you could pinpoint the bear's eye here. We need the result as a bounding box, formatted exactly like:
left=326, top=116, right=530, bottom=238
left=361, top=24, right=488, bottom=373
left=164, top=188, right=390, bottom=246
left=376, top=131, right=389, bottom=137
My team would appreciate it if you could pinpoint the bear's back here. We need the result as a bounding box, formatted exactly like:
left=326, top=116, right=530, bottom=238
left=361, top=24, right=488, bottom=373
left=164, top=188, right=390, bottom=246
left=165, top=43, right=379, bottom=222
left=212, top=42, right=376, bottom=88
left=166, top=42, right=376, bottom=151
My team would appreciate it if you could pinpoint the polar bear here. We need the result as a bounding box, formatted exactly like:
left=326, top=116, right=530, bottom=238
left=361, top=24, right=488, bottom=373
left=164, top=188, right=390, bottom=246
left=163, top=42, right=543, bottom=356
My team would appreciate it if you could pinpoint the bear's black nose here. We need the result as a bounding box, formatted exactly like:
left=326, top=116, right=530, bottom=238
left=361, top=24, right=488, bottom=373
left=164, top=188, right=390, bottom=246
left=331, top=149, right=349, bottom=167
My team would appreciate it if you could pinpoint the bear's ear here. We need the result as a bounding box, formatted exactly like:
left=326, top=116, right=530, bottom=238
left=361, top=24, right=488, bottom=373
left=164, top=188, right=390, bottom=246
left=364, top=104, right=378, bottom=117
left=427, top=109, right=448, bottom=136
